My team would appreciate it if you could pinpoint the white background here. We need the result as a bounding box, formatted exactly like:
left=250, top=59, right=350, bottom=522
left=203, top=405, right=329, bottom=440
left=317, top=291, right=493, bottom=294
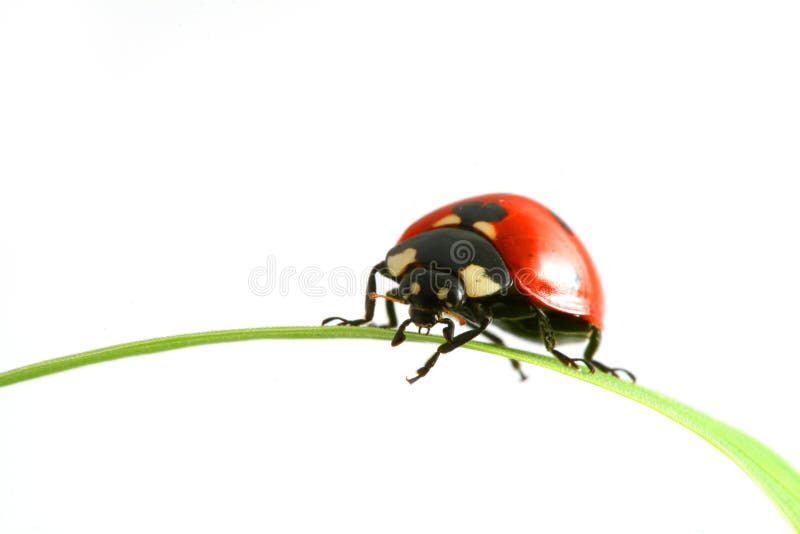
left=1, top=1, right=799, bottom=532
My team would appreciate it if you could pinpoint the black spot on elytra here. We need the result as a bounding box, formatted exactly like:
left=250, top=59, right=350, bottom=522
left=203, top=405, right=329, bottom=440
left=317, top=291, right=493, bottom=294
left=452, top=201, right=507, bottom=225
left=547, top=208, right=574, bottom=235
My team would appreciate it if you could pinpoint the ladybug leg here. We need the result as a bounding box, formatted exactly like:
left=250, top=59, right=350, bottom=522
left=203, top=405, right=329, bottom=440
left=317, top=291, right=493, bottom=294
left=436, top=314, right=493, bottom=354
left=479, top=329, right=503, bottom=344
left=370, top=287, right=400, bottom=328
left=476, top=328, right=526, bottom=381
left=583, top=327, right=636, bottom=383
left=441, top=318, right=456, bottom=343
left=510, top=359, right=527, bottom=381
left=391, top=319, right=413, bottom=346
left=322, top=261, right=386, bottom=327
left=406, top=313, right=493, bottom=384
left=406, top=352, right=441, bottom=384
left=384, top=293, right=399, bottom=328
left=533, top=307, right=595, bottom=374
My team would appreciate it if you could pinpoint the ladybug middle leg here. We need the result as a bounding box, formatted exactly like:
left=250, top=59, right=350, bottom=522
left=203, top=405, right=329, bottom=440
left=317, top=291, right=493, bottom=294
left=406, top=312, right=493, bottom=384
left=533, top=307, right=596, bottom=374
left=471, top=326, right=527, bottom=381
left=322, top=261, right=386, bottom=326
left=583, top=327, right=636, bottom=382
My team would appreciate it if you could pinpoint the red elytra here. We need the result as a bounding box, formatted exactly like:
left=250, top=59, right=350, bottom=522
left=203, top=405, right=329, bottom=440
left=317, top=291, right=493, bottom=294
left=397, top=193, right=605, bottom=329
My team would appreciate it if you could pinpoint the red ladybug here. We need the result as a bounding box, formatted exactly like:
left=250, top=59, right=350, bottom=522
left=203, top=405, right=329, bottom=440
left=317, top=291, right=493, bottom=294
left=324, top=193, right=634, bottom=384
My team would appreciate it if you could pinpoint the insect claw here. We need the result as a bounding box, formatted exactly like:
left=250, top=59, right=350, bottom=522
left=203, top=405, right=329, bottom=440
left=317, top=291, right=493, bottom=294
left=610, top=368, right=636, bottom=383
left=568, top=358, right=595, bottom=373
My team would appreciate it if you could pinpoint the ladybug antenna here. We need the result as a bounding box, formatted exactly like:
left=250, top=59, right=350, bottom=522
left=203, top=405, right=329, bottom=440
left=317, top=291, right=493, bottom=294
left=441, top=310, right=466, bottom=326
left=368, top=292, right=407, bottom=305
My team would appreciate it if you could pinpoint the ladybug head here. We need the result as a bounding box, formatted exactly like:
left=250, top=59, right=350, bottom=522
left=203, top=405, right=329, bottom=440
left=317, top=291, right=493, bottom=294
left=397, top=267, right=465, bottom=328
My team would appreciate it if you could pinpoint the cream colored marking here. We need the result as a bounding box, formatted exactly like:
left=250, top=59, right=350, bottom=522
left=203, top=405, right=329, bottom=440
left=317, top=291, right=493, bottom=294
left=460, top=264, right=503, bottom=298
left=472, top=221, right=497, bottom=239
left=386, top=248, right=417, bottom=277
left=436, top=287, right=449, bottom=300
left=410, top=282, right=422, bottom=295
left=432, top=214, right=462, bottom=227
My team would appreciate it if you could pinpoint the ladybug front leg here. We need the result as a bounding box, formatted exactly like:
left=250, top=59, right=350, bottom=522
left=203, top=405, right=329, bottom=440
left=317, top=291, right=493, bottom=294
left=533, top=307, right=596, bottom=374
left=391, top=319, right=413, bottom=346
left=406, top=313, right=493, bottom=384
left=322, top=261, right=386, bottom=327
left=583, top=327, right=636, bottom=382
left=392, top=317, right=455, bottom=348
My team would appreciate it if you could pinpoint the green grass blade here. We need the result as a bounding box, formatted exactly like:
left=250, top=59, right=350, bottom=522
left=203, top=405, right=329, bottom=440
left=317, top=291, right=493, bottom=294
left=1, top=325, right=798, bottom=529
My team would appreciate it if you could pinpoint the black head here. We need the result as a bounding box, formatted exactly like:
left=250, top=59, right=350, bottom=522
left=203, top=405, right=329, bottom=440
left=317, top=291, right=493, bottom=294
left=397, top=267, right=465, bottom=328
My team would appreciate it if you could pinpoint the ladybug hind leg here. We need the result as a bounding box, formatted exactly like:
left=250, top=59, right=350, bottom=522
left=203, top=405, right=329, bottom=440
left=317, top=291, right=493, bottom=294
left=583, top=327, right=637, bottom=383
left=473, top=327, right=527, bottom=381
left=533, top=307, right=596, bottom=374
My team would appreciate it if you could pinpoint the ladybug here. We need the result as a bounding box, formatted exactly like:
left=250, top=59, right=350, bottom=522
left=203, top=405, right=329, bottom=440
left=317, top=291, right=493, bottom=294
left=323, top=193, right=634, bottom=384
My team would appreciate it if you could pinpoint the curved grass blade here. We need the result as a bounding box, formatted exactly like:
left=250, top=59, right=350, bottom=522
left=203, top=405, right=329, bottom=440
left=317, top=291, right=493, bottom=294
left=0, top=325, right=798, bottom=530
